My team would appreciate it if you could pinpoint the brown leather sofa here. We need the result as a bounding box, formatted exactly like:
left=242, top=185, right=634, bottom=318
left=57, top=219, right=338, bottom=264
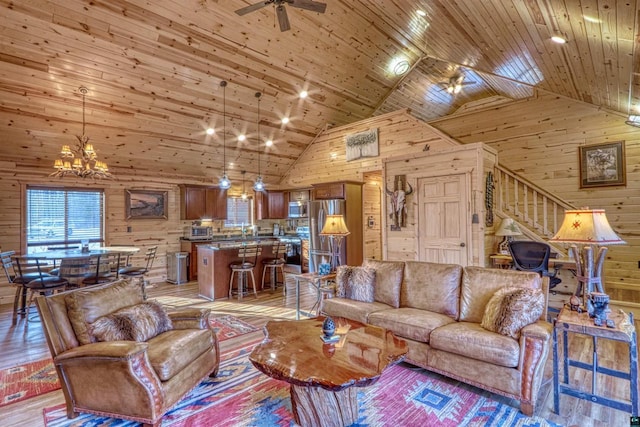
left=36, top=279, right=220, bottom=426
left=322, top=260, right=551, bottom=416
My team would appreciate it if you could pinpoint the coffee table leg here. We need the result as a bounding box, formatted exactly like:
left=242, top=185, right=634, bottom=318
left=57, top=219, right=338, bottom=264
left=290, top=384, right=358, bottom=427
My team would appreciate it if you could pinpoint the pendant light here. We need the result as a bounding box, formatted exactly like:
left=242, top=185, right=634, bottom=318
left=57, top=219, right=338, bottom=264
left=218, top=80, right=231, bottom=189
left=253, top=91, right=265, bottom=192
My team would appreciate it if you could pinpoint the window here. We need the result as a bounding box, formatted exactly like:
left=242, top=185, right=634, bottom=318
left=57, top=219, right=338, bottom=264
left=224, top=197, right=252, bottom=227
left=26, top=186, right=105, bottom=253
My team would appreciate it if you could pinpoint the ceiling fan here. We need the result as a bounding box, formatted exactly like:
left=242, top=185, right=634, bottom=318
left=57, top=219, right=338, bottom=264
left=235, top=0, right=327, bottom=32
left=438, top=74, right=475, bottom=95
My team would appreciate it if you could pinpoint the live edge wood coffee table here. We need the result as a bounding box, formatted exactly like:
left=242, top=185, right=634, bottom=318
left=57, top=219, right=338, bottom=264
left=249, top=317, right=408, bottom=427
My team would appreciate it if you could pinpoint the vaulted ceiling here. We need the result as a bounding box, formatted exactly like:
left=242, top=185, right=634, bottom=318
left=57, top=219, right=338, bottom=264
left=1, top=0, right=638, bottom=186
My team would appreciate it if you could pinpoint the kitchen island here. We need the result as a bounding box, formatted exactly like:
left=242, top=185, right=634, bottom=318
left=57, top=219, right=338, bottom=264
left=197, top=238, right=281, bottom=300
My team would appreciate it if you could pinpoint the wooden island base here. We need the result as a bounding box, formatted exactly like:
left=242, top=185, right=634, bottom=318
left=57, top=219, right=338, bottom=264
left=291, top=384, right=358, bottom=427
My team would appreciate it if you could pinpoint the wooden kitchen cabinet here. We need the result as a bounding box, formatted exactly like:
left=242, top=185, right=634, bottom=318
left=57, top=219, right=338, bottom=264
left=288, top=189, right=310, bottom=202
left=181, top=185, right=227, bottom=220
left=311, top=182, right=346, bottom=199
left=254, top=190, right=288, bottom=219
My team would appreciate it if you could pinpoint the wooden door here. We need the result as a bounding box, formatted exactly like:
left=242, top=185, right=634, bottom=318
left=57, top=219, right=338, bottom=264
left=417, top=174, right=470, bottom=265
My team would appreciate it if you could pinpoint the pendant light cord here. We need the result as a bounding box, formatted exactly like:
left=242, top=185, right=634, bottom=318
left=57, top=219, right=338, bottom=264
left=255, top=91, right=262, bottom=177
left=221, top=80, right=228, bottom=176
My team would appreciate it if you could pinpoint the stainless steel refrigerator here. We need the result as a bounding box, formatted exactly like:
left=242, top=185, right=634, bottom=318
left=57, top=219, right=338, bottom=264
left=308, top=199, right=346, bottom=273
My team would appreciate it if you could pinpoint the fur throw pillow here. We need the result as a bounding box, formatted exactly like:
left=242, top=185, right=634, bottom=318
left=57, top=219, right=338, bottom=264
left=90, top=301, right=173, bottom=342
left=481, top=287, right=544, bottom=339
left=336, top=266, right=376, bottom=302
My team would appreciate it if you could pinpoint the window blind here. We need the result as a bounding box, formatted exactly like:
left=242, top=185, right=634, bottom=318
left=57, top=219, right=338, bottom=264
left=225, top=197, right=252, bottom=227
left=26, top=186, right=105, bottom=253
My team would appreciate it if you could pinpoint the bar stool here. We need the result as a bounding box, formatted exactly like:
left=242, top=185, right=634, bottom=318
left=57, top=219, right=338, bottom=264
left=13, top=255, right=68, bottom=321
left=82, top=253, right=120, bottom=286
left=118, top=246, right=157, bottom=299
left=2, top=250, right=34, bottom=325
left=229, top=245, right=261, bottom=300
left=261, top=242, right=289, bottom=292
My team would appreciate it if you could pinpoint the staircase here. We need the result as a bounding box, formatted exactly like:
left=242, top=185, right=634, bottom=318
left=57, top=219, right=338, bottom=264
left=492, top=165, right=576, bottom=255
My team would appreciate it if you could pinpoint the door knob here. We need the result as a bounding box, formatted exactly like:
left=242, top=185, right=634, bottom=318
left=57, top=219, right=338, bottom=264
left=460, top=243, right=466, bottom=247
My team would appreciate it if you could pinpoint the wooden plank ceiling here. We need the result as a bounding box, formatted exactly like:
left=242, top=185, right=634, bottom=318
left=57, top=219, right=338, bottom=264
left=0, top=0, right=638, bottom=185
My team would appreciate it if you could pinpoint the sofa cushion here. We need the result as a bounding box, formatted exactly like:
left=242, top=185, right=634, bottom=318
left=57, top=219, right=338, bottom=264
left=481, top=287, right=545, bottom=339
left=430, top=322, right=521, bottom=368
left=401, top=261, right=461, bottom=318
left=362, top=259, right=404, bottom=308
left=147, top=328, right=215, bottom=381
left=336, top=265, right=375, bottom=302
left=368, top=308, right=456, bottom=343
left=90, top=301, right=173, bottom=342
left=458, top=267, right=542, bottom=323
left=65, top=279, right=144, bottom=345
left=322, top=298, right=392, bottom=324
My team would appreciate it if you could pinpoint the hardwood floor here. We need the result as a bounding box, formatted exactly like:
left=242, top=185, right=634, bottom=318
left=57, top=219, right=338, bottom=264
left=0, top=279, right=635, bottom=427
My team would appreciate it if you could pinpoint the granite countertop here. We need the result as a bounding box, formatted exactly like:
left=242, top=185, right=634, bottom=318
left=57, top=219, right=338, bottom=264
left=201, top=239, right=282, bottom=250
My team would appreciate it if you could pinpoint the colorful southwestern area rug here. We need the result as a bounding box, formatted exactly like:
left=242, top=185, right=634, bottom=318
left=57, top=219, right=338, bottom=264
left=43, top=341, right=561, bottom=427
left=0, top=314, right=257, bottom=409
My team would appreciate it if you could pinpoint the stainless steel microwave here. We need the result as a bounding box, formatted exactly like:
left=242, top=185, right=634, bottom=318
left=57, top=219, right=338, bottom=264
left=187, top=226, right=212, bottom=240
left=288, top=201, right=307, bottom=218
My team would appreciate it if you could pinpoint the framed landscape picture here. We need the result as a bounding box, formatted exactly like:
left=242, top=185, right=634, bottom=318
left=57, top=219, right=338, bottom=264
left=579, top=141, right=626, bottom=188
left=125, top=189, right=168, bottom=219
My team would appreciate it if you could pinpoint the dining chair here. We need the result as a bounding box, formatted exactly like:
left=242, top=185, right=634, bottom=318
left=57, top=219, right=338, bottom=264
left=12, top=255, right=68, bottom=321
left=82, top=253, right=120, bottom=286
left=118, top=246, right=157, bottom=298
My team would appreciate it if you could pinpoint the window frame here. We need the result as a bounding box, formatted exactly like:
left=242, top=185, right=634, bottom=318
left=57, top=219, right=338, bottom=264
left=25, top=185, right=106, bottom=254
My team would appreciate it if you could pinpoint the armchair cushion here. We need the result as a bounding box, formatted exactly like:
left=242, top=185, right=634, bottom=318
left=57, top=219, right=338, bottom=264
left=90, top=301, right=173, bottom=342
left=66, top=279, right=144, bottom=345
left=336, top=265, right=375, bottom=302
left=481, top=287, right=545, bottom=339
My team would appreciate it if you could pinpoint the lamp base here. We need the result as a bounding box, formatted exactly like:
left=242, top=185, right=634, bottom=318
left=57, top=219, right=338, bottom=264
left=497, top=236, right=511, bottom=255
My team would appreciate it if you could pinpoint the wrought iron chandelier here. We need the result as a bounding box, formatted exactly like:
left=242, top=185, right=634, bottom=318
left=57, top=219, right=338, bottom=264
left=51, top=86, right=113, bottom=179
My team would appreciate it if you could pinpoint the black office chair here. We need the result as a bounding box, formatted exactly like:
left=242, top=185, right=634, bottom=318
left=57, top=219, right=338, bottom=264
left=508, top=241, right=562, bottom=289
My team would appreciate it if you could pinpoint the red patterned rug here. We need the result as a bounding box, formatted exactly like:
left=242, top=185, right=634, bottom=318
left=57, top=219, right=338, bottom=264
left=43, top=342, right=561, bottom=427
left=0, top=315, right=258, bottom=408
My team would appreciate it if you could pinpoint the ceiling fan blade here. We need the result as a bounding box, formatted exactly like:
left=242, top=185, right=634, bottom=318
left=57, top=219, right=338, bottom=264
left=276, top=5, right=291, bottom=31
left=288, top=0, right=327, bottom=13
left=235, top=0, right=273, bottom=16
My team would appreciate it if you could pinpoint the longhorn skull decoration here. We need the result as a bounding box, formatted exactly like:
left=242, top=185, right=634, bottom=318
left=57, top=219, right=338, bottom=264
left=386, top=175, right=413, bottom=230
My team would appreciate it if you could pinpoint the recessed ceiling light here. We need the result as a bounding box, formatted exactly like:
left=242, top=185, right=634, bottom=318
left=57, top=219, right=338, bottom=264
left=265, top=139, right=273, bottom=147
left=551, top=35, right=567, bottom=44
left=299, top=90, right=308, bottom=99
left=281, top=117, right=289, bottom=124
left=416, top=10, right=426, bottom=17
left=238, top=134, right=246, bottom=141
left=206, top=128, right=214, bottom=135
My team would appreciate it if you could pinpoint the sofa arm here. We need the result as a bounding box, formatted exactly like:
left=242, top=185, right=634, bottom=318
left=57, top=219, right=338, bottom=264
left=518, top=320, right=552, bottom=415
left=168, top=308, right=211, bottom=330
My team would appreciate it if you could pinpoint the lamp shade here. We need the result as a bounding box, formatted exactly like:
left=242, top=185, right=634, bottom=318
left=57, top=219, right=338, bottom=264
left=494, top=218, right=522, bottom=237
left=319, top=214, right=350, bottom=237
left=550, top=209, right=625, bottom=245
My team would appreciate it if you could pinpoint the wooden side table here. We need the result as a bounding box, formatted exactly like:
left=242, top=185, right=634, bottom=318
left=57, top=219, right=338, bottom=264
left=553, top=307, right=639, bottom=416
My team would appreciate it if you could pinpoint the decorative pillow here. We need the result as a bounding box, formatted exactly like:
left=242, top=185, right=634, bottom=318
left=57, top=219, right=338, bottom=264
left=335, top=266, right=375, bottom=302
left=481, top=287, right=544, bottom=339
left=90, top=301, right=173, bottom=342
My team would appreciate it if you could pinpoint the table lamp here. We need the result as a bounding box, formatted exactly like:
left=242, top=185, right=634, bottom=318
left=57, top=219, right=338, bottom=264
left=549, top=208, right=625, bottom=304
left=319, top=214, right=350, bottom=271
left=495, top=218, right=523, bottom=254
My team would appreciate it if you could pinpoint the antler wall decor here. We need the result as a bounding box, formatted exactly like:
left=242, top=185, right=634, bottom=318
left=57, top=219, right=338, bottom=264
left=386, top=174, right=413, bottom=230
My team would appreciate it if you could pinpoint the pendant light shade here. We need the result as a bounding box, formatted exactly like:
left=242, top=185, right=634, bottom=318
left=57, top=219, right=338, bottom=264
left=218, top=80, right=231, bottom=190
left=253, top=91, right=265, bottom=192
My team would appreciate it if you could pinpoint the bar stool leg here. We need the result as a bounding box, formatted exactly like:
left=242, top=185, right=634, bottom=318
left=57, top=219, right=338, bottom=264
left=228, top=270, right=236, bottom=299
left=12, top=285, right=23, bottom=325
left=249, top=270, right=257, bottom=297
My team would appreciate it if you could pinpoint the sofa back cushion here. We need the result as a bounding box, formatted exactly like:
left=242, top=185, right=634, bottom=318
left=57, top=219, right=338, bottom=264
left=401, top=261, right=462, bottom=318
left=458, top=267, right=542, bottom=323
left=362, top=259, right=404, bottom=308
left=65, top=279, right=145, bottom=345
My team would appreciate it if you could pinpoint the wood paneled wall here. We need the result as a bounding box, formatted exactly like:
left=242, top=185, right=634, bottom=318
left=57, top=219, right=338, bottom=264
left=430, top=91, right=640, bottom=288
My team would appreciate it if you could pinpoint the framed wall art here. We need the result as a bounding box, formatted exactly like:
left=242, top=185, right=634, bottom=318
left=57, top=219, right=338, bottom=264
left=345, top=128, right=379, bottom=161
left=579, top=141, right=626, bottom=188
left=125, top=189, right=168, bottom=219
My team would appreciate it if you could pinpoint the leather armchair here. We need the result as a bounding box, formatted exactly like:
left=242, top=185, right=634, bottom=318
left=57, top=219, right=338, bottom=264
left=36, top=279, right=219, bottom=427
